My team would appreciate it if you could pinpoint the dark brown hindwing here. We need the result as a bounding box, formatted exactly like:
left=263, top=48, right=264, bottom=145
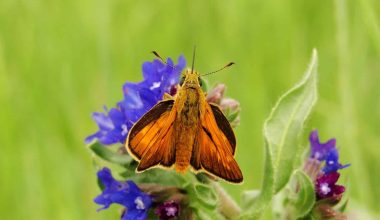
left=210, top=103, right=236, bottom=154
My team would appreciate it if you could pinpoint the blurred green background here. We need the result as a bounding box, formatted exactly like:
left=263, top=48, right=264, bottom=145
left=0, top=0, right=379, bottom=219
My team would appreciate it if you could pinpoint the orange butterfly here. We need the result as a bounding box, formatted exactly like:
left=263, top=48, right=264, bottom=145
left=126, top=53, right=243, bottom=183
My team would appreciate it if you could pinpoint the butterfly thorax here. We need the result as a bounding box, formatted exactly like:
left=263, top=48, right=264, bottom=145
left=173, top=71, right=206, bottom=172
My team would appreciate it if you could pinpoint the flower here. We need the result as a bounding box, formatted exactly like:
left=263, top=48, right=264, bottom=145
left=304, top=130, right=350, bottom=203
left=309, top=130, right=336, bottom=161
left=307, top=130, right=350, bottom=174
left=86, top=55, right=186, bottom=145
left=322, top=148, right=350, bottom=174
left=155, top=200, right=180, bottom=220
left=94, top=167, right=152, bottom=220
left=315, top=172, right=345, bottom=200
left=85, top=106, right=130, bottom=145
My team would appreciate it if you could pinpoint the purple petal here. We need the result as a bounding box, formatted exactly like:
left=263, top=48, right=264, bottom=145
left=85, top=132, right=102, bottom=144
left=142, top=61, right=160, bottom=82
left=108, top=108, right=127, bottom=127
left=322, top=148, right=350, bottom=173
left=325, top=139, right=336, bottom=150
left=85, top=128, right=121, bottom=145
left=315, top=172, right=345, bottom=199
left=86, top=55, right=186, bottom=146
left=177, top=55, right=186, bottom=70
left=309, top=129, right=336, bottom=161
left=97, top=167, right=114, bottom=187
left=309, top=130, right=319, bottom=143
left=123, top=83, right=144, bottom=109
left=332, top=185, right=345, bottom=195
left=317, top=172, right=340, bottom=185
left=92, top=112, right=114, bottom=131
left=155, top=200, right=180, bottom=220
left=122, top=210, right=147, bottom=220
left=94, top=167, right=152, bottom=219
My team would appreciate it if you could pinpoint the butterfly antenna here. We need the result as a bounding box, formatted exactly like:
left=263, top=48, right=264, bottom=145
left=191, top=46, right=196, bottom=73
left=152, top=51, right=174, bottom=69
left=202, top=62, right=235, bottom=77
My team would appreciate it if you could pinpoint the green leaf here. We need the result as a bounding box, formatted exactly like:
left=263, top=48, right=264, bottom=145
left=89, top=142, right=133, bottom=166
left=291, top=170, right=316, bottom=218
left=193, top=208, right=225, bottom=220
left=185, top=182, right=218, bottom=210
left=240, top=49, right=318, bottom=219
left=239, top=144, right=275, bottom=220
left=128, top=168, right=187, bottom=187
left=227, top=109, right=240, bottom=123
left=241, top=190, right=261, bottom=210
left=268, top=49, right=318, bottom=193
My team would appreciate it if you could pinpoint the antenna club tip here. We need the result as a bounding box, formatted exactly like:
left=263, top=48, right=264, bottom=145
left=227, top=62, right=235, bottom=67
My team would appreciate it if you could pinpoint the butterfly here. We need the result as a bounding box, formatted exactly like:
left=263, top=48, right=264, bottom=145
left=126, top=52, right=243, bottom=183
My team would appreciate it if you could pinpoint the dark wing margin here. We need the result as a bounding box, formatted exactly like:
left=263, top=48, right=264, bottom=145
left=210, top=103, right=236, bottom=154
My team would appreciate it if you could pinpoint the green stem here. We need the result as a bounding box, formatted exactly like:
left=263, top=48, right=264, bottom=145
left=211, top=182, right=242, bottom=220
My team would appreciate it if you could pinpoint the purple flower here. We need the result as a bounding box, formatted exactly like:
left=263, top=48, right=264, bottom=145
left=86, top=55, right=186, bottom=145
left=155, top=200, right=180, bottom=220
left=307, top=130, right=350, bottom=174
left=322, top=148, right=350, bottom=174
left=315, top=172, right=345, bottom=200
left=94, top=167, right=152, bottom=220
left=85, top=106, right=130, bottom=145
left=120, top=56, right=186, bottom=118
left=309, top=130, right=336, bottom=161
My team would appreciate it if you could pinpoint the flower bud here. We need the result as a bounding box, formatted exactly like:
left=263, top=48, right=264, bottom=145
left=155, top=200, right=180, bottom=220
left=206, top=84, right=226, bottom=104
left=220, top=98, right=240, bottom=113
left=220, top=98, right=241, bottom=128
left=303, top=158, right=322, bottom=181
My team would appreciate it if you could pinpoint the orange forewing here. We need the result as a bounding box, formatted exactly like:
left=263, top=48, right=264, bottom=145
left=190, top=103, right=243, bottom=183
left=127, top=100, right=177, bottom=171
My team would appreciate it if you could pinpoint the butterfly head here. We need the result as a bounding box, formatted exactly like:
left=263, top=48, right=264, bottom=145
left=179, top=69, right=202, bottom=88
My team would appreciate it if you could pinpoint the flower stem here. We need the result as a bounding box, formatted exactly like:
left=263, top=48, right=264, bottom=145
left=211, top=182, right=242, bottom=220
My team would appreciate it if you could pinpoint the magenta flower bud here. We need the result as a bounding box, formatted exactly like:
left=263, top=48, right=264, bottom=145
left=155, top=200, right=180, bottom=220
left=315, top=172, right=345, bottom=200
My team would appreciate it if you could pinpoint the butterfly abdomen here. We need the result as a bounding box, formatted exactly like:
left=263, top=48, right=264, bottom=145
left=174, top=124, right=198, bottom=172
left=175, top=141, right=193, bottom=172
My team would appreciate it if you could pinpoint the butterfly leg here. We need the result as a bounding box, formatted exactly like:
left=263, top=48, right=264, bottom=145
left=163, top=93, right=174, bottom=100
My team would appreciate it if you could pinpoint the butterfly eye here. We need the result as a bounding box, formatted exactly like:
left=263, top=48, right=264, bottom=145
left=179, top=76, right=185, bottom=86
left=198, top=77, right=203, bottom=87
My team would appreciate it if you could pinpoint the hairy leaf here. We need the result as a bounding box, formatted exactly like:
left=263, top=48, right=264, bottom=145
left=291, top=170, right=316, bottom=218
left=240, top=50, right=318, bottom=219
